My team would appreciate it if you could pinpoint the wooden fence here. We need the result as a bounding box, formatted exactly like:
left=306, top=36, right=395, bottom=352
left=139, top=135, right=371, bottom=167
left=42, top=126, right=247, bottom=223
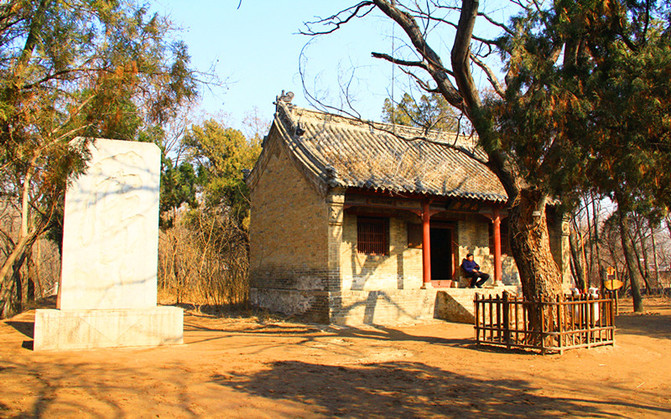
left=474, top=291, right=615, bottom=354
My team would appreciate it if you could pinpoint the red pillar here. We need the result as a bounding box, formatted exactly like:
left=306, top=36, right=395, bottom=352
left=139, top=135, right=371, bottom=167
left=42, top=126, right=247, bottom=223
left=422, top=200, right=432, bottom=286
left=493, top=207, right=502, bottom=284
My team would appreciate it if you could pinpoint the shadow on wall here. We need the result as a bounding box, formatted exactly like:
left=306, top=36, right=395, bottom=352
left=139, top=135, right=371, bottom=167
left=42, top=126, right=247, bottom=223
left=345, top=217, right=410, bottom=292
left=329, top=290, right=424, bottom=325
left=209, top=360, right=670, bottom=417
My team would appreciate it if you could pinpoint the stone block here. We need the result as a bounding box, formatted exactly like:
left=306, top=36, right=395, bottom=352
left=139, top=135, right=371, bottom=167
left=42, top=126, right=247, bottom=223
left=331, top=289, right=438, bottom=325
left=435, top=286, right=520, bottom=324
left=435, top=291, right=475, bottom=323
left=33, top=138, right=182, bottom=351
left=34, top=306, right=183, bottom=351
left=59, top=138, right=161, bottom=310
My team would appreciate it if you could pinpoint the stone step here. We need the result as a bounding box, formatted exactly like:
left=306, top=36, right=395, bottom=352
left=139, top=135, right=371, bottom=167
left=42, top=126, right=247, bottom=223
left=435, top=286, right=520, bottom=324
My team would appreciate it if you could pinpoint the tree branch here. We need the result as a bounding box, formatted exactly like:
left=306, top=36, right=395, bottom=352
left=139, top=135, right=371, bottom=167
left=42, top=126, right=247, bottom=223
left=371, top=52, right=430, bottom=70
left=451, top=0, right=481, bottom=111
left=470, top=53, right=505, bottom=98
left=399, top=68, right=440, bottom=93
left=300, top=2, right=375, bottom=35
left=372, top=0, right=464, bottom=111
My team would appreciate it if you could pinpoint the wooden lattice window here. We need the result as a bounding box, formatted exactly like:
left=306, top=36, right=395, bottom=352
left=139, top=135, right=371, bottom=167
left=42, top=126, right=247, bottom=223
left=357, top=217, right=389, bottom=255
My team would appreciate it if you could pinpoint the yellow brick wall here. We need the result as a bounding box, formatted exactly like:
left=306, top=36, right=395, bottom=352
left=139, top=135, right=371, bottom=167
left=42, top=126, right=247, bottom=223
left=334, top=211, right=522, bottom=292
left=338, top=212, right=424, bottom=290
left=249, top=133, right=329, bottom=293
left=455, top=215, right=519, bottom=286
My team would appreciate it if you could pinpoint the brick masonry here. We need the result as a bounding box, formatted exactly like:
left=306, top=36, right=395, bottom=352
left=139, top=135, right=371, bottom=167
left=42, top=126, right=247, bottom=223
left=248, top=129, right=329, bottom=318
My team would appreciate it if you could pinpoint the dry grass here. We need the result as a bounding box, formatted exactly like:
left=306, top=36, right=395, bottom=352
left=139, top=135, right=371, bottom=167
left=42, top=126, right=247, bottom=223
left=158, top=209, right=249, bottom=307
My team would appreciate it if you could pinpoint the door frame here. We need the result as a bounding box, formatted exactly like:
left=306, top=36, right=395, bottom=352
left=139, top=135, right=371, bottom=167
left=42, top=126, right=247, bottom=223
left=430, top=222, right=457, bottom=280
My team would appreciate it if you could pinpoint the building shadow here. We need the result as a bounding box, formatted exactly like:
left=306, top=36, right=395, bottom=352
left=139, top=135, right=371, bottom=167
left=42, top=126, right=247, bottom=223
left=209, top=360, right=670, bottom=417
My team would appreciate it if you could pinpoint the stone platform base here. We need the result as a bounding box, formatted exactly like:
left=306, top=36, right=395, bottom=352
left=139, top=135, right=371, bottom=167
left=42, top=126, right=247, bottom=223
left=33, top=306, right=183, bottom=351
left=435, top=286, right=520, bottom=323
left=332, top=289, right=440, bottom=325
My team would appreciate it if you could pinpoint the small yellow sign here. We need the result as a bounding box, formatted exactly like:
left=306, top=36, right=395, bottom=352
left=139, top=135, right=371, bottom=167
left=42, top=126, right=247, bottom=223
left=604, top=279, right=624, bottom=290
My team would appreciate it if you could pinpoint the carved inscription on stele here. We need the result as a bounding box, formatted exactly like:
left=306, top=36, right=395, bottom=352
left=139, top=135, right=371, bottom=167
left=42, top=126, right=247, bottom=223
left=59, top=139, right=161, bottom=310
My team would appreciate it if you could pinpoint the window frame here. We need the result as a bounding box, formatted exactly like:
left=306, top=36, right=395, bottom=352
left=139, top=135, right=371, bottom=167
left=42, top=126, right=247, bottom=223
left=357, top=216, right=390, bottom=256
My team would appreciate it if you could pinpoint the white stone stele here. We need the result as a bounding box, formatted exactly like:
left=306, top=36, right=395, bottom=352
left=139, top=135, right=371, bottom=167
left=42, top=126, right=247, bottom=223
left=34, top=138, right=183, bottom=351
left=59, top=138, right=160, bottom=310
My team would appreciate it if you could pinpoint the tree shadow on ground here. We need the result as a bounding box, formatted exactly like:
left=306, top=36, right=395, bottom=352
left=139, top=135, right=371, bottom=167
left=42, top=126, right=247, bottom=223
left=614, top=296, right=671, bottom=340
left=172, top=302, right=251, bottom=316
left=616, top=312, right=671, bottom=340
left=182, top=319, right=483, bottom=353
left=210, top=360, right=670, bottom=417
left=0, top=358, right=198, bottom=418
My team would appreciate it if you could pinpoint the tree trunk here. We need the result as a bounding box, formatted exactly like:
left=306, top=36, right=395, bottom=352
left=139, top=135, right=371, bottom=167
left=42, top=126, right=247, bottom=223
left=590, top=193, right=605, bottom=289
left=0, top=232, right=39, bottom=318
left=616, top=204, right=645, bottom=312
left=509, top=188, right=563, bottom=300
left=569, top=226, right=585, bottom=290
left=507, top=188, right=563, bottom=344
left=630, top=216, right=652, bottom=292
left=650, top=222, right=660, bottom=291
left=585, top=197, right=594, bottom=282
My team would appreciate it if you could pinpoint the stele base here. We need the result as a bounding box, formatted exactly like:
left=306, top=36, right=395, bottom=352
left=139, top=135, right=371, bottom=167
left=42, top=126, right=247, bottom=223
left=34, top=306, right=183, bottom=351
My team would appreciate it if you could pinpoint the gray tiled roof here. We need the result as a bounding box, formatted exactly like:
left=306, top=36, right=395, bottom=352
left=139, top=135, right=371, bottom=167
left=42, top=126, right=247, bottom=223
left=271, top=101, right=508, bottom=203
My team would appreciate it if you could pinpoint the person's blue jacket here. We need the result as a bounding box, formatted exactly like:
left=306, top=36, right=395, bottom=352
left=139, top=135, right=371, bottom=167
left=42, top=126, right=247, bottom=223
left=461, top=259, right=479, bottom=273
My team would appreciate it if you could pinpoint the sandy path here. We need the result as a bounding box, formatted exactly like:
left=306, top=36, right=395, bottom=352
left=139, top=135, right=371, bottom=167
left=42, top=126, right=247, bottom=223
left=1, top=297, right=670, bottom=418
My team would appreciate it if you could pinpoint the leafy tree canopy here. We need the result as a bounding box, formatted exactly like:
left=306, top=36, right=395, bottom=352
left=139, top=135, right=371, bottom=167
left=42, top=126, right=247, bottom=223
left=182, top=119, right=261, bottom=226
left=0, top=0, right=198, bottom=317
left=492, top=0, right=671, bottom=211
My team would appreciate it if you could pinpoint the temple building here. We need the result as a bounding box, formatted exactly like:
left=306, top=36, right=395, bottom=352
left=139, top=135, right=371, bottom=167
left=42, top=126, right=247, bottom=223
left=245, top=94, right=570, bottom=324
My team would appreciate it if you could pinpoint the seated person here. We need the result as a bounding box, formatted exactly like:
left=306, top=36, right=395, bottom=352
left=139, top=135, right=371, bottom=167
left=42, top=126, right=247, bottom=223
left=461, top=253, right=490, bottom=288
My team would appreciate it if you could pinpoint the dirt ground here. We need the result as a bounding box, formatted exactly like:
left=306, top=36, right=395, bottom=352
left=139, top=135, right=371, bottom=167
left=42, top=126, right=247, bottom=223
left=1, top=297, right=670, bottom=418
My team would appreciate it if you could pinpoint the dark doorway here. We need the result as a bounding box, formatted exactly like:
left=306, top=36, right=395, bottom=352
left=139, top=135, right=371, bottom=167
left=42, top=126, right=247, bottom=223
left=430, top=227, right=454, bottom=280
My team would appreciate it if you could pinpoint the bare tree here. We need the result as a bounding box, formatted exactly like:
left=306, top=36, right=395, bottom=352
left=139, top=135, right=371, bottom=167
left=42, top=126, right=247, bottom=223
left=301, top=0, right=564, bottom=305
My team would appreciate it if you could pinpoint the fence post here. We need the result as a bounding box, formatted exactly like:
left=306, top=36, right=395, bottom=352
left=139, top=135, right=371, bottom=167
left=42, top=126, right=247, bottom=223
left=557, top=294, right=564, bottom=354
left=495, top=294, right=502, bottom=342
left=610, top=294, right=616, bottom=344
left=488, top=295, right=494, bottom=341
left=474, top=293, right=480, bottom=345
left=586, top=293, right=593, bottom=346
left=502, top=291, right=511, bottom=349
left=540, top=297, right=547, bottom=355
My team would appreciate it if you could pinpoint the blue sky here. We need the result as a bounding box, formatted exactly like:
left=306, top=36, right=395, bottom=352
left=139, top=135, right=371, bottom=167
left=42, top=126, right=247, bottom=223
left=153, top=1, right=516, bottom=133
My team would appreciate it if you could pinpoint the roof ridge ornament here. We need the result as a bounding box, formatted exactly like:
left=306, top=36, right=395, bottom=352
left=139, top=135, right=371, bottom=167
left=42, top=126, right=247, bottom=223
left=274, top=90, right=297, bottom=131
left=275, top=90, right=294, bottom=106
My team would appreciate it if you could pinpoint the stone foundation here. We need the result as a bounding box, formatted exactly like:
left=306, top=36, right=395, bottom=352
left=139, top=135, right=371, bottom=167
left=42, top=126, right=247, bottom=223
left=330, top=289, right=439, bottom=325
left=33, top=306, right=183, bottom=351
left=252, top=285, right=521, bottom=326
left=435, top=287, right=521, bottom=324
left=250, top=288, right=329, bottom=323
